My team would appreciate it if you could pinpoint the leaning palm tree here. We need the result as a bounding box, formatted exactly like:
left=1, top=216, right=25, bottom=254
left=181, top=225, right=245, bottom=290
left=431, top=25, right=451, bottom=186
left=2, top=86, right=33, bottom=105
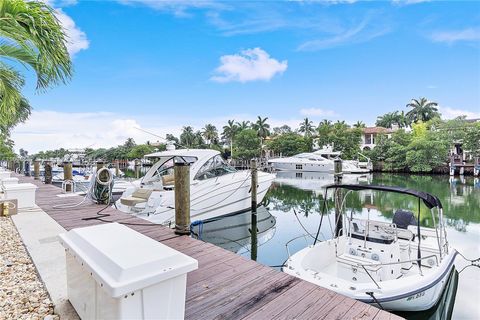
left=222, top=120, right=238, bottom=158
left=0, top=0, right=72, bottom=133
left=298, top=117, right=314, bottom=137
left=406, top=97, right=440, bottom=123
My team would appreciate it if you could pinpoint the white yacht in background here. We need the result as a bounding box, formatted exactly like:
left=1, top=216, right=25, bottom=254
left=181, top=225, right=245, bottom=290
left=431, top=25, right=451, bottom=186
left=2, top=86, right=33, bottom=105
left=313, top=145, right=371, bottom=173
left=116, top=148, right=276, bottom=225
left=268, top=153, right=334, bottom=172
left=284, top=184, right=457, bottom=312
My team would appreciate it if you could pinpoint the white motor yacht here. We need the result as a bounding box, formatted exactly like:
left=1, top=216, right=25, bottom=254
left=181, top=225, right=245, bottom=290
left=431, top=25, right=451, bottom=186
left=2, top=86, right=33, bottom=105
left=284, top=184, right=457, bottom=312
left=116, top=149, right=276, bottom=225
left=313, top=145, right=371, bottom=174
left=268, top=153, right=335, bottom=172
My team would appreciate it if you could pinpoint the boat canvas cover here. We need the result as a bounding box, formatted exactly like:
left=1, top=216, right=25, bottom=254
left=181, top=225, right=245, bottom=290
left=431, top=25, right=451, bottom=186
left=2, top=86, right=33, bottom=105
left=324, top=184, right=443, bottom=209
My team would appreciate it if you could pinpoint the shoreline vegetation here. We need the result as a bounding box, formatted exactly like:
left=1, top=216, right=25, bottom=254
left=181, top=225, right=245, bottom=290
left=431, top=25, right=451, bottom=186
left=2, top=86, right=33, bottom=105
left=8, top=100, right=479, bottom=175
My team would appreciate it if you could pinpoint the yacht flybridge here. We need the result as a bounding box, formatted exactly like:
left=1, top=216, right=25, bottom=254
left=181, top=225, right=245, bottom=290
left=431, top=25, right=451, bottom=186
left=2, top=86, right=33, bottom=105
left=116, top=149, right=275, bottom=225
left=284, top=184, right=457, bottom=312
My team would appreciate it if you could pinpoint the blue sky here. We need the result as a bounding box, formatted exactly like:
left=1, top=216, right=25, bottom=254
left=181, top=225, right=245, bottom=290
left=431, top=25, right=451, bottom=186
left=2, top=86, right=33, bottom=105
left=12, top=0, right=480, bottom=152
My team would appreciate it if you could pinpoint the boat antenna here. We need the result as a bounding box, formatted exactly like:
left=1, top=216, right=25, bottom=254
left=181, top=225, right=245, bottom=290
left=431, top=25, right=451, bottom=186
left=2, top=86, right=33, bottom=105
left=133, top=126, right=189, bottom=149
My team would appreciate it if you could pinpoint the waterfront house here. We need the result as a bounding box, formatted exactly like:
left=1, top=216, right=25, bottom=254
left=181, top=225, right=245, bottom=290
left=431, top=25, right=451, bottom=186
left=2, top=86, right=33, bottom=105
left=360, top=126, right=394, bottom=151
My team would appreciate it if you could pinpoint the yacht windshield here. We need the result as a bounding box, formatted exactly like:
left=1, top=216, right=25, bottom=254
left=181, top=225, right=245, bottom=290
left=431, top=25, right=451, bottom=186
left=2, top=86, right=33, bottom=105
left=194, top=155, right=237, bottom=180
left=142, top=156, right=197, bottom=184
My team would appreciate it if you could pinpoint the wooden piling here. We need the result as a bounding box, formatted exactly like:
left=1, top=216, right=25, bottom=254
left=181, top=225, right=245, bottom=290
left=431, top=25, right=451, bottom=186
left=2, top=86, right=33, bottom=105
left=44, top=161, right=52, bottom=184
left=135, top=159, right=141, bottom=179
left=334, top=159, right=343, bottom=236
left=115, top=160, right=120, bottom=176
left=250, top=159, right=258, bottom=261
left=174, top=162, right=191, bottom=235
left=63, top=161, right=73, bottom=192
left=33, top=160, right=40, bottom=180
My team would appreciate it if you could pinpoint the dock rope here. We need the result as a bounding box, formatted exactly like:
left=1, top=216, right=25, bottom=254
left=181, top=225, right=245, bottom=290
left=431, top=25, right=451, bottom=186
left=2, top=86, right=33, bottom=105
left=456, top=251, right=480, bottom=274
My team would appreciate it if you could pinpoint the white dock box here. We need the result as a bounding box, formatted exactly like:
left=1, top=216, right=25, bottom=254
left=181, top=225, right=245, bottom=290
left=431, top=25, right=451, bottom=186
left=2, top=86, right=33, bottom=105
left=2, top=177, right=19, bottom=186
left=0, top=171, right=11, bottom=180
left=59, top=223, right=198, bottom=320
left=2, top=183, right=37, bottom=208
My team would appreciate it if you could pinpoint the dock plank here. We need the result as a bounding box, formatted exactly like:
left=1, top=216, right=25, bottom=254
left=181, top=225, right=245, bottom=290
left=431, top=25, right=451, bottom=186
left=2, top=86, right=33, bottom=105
left=12, top=174, right=402, bottom=320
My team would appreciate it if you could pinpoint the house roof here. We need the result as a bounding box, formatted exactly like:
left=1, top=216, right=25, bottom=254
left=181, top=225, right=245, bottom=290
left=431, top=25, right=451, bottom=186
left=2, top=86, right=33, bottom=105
left=363, top=126, right=394, bottom=134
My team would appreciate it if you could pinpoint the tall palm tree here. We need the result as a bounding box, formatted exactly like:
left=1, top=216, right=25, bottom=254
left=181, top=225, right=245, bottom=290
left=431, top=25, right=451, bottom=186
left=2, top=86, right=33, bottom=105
left=222, top=120, right=238, bottom=158
left=252, top=116, right=270, bottom=145
left=180, top=126, right=195, bottom=147
left=406, top=97, right=440, bottom=123
left=0, top=0, right=72, bottom=132
left=298, top=117, right=314, bottom=137
left=236, top=120, right=251, bottom=130
left=202, top=124, right=218, bottom=147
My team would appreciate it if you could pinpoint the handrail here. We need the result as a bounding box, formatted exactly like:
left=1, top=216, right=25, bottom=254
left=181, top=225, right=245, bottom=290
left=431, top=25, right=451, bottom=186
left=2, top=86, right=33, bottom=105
left=285, top=235, right=310, bottom=259
left=356, top=254, right=439, bottom=289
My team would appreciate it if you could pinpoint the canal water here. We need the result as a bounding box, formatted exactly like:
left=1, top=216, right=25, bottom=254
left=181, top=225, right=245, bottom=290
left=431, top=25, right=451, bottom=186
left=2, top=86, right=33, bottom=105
left=192, top=172, right=480, bottom=319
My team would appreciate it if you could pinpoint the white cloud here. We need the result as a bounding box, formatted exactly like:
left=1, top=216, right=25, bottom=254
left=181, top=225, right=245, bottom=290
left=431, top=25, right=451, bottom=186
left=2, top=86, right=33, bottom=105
left=118, top=0, right=224, bottom=17
left=392, top=0, right=430, bottom=5
left=297, top=16, right=390, bottom=51
left=439, top=106, right=480, bottom=120
left=300, top=108, right=338, bottom=118
left=429, top=28, right=480, bottom=45
left=211, top=48, right=288, bottom=83
left=55, top=9, right=89, bottom=56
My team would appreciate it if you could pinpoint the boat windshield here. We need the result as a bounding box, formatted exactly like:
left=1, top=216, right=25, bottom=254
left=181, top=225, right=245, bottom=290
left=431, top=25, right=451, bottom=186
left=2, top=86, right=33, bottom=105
left=142, top=156, right=197, bottom=184
left=194, top=155, right=237, bottom=180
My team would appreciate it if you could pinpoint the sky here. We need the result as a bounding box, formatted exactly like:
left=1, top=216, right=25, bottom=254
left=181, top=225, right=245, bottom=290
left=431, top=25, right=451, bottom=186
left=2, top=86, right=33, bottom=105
left=10, top=0, right=480, bottom=153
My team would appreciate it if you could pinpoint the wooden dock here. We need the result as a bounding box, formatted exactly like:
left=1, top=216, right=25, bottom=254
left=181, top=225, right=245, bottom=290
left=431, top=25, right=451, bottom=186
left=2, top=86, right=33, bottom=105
left=13, top=174, right=402, bottom=320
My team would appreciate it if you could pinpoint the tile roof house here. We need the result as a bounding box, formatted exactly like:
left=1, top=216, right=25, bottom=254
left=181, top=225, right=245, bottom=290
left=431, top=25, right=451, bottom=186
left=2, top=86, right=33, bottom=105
left=361, top=126, right=394, bottom=150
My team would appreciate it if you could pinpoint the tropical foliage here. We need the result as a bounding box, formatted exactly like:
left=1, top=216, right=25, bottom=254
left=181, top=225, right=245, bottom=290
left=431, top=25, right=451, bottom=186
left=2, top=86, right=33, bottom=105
left=0, top=0, right=72, bottom=133
left=406, top=97, right=440, bottom=123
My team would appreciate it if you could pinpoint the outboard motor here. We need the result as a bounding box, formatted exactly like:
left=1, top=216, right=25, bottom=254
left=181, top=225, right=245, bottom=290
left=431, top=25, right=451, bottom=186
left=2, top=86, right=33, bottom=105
left=393, top=210, right=417, bottom=229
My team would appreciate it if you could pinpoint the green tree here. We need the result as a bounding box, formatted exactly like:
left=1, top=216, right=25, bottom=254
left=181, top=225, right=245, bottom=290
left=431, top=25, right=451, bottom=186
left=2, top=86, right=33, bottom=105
left=180, top=126, right=195, bottom=147
left=267, top=133, right=310, bottom=156
left=464, top=122, right=480, bottom=157
left=272, top=125, right=292, bottom=136
left=234, top=129, right=261, bottom=159
left=0, top=0, right=73, bottom=132
left=202, top=123, right=218, bottom=147
left=298, top=117, right=315, bottom=137
left=353, top=121, right=366, bottom=129
left=127, top=144, right=154, bottom=159
left=406, top=97, right=441, bottom=123
left=252, top=116, right=270, bottom=144
left=376, top=111, right=411, bottom=129
left=236, top=120, right=250, bottom=130
left=222, top=120, right=238, bottom=158
left=316, top=119, right=333, bottom=147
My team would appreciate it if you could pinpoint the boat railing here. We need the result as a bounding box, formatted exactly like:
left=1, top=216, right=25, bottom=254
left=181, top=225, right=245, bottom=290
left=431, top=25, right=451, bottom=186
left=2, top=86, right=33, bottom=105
left=285, top=234, right=316, bottom=259
left=357, top=254, right=439, bottom=289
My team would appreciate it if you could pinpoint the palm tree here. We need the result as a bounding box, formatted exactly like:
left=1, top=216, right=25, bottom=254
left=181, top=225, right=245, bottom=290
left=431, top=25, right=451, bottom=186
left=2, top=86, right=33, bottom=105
left=298, top=117, right=315, bottom=137
left=252, top=116, right=270, bottom=145
left=222, top=120, right=238, bottom=158
left=406, top=97, right=441, bottom=123
left=236, top=120, right=251, bottom=130
left=202, top=124, right=218, bottom=147
left=180, top=126, right=195, bottom=147
left=0, top=0, right=72, bottom=133
left=353, top=121, right=366, bottom=129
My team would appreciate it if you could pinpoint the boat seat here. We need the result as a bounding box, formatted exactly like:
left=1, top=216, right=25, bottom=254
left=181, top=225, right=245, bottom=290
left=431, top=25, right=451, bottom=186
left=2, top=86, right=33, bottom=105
left=120, top=188, right=153, bottom=206
left=161, top=174, right=175, bottom=187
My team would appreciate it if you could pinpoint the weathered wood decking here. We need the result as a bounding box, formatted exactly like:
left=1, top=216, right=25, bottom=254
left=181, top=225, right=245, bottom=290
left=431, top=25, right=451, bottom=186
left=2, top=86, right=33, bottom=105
left=15, top=174, right=402, bottom=320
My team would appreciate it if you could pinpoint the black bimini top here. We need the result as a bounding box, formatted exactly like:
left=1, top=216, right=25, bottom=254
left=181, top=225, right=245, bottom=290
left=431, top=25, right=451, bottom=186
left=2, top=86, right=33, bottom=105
left=325, top=184, right=443, bottom=209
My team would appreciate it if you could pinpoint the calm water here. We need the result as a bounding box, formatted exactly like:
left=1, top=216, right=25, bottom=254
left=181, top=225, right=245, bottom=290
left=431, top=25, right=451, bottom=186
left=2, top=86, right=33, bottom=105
left=193, top=172, right=480, bottom=319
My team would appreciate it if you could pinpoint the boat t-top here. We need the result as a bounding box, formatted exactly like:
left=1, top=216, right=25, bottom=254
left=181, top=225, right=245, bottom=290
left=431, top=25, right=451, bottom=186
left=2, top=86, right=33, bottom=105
left=116, top=148, right=275, bottom=225
left=284, top=184, right=457, bottom=311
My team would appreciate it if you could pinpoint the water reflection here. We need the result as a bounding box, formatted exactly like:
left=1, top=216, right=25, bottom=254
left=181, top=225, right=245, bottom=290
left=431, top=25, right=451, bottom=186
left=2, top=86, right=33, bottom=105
left=191, top=206, right=276, bottom=254
left=195, top=172, right=478, bottom=319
